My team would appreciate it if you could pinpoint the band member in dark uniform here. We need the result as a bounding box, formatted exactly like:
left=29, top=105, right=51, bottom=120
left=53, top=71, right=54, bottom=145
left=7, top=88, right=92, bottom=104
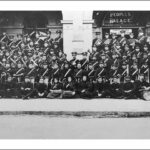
left=74, top=61, right=83, bottom=82
left=128, top=32, right=136, bottom=50
left=109, top=64, right=119, bottom=80
left=102, top=32, right=112, bottom=47
left=62, top=76, right=76, bottom=98
left=95, top=76, right=104, bottom=98
left=134, top=74, right=150, bottom=99
left=44, top=29, right=54, bottom=47
left=109, top=75, right=122, bottom=98
left=35, top=77, right=48, bottom=98
left=121, top=76, right=136, bottom=99
left=80, top=74, right=95, bottom=99
left=61, top=61, right=73, bottom=82
left=118, top=30, right=127, bottom=47
left=92, top=32, right=102, bottom=51
left=13, top=61, right=25, bottom=83
left=130, top=62, right=139, bottom=81
left=89, top=46, right=99, bottom=64
left=4, top=74, right=21, bottom=98
left=47, top=77, right=63, bottom=99
left=21, top=76, right=34, bottom=99
left=140, top=62, right=150, bottom=82
left=80, top=52, right=89, bottom=70
left=95, top=61, right=107, bottom=79
left=110, top=33, right=118, bottom=49
left=118, top=62, right=128, bottom=83
left=54, top=30, right=63, bottom=51
left=97, top=76, right=111, bottom=98
left=136, top=28, right=147, bottom=46
left=50, top=62, right=61, bottom=81
left=70, top=52, right=78, bottom=70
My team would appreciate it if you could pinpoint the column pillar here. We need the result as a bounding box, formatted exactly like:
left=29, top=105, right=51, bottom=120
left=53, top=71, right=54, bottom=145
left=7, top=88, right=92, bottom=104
left=62, top=11, right=93, bottom=60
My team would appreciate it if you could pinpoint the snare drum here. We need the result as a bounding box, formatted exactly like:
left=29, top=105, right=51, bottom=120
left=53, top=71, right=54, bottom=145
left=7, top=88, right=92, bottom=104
left=142, top=90, right=150, bottom=101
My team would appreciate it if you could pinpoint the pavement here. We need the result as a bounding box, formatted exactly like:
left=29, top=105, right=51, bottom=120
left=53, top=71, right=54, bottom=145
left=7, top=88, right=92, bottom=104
left=1, top=117, right=150, bottom=139
left=0, top=98, right=149, bottom=111
left=0, top=99, right=150, bottom=118
left=0, top=99, right=150, bottom=138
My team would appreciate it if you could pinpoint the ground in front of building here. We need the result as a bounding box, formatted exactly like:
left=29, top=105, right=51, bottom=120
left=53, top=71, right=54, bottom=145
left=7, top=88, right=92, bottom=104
left=0, top=98, right=150, bottom=139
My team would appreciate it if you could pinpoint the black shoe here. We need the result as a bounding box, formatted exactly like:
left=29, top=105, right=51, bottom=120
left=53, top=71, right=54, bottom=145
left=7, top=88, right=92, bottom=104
left=23, top=97, right=29, bottom=100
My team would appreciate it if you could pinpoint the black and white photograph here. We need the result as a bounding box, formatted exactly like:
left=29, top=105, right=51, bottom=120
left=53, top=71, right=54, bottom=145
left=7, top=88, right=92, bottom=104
left=1, top=1, right=150, bottom=146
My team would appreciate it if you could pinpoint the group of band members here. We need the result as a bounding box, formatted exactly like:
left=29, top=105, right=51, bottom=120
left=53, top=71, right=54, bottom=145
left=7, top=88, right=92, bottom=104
left=1, top=28, right=150, bottom=100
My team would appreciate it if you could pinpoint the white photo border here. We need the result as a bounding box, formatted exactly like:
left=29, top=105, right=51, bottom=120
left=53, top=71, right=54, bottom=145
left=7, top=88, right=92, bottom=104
left=0, top=0, right=150, bottom=149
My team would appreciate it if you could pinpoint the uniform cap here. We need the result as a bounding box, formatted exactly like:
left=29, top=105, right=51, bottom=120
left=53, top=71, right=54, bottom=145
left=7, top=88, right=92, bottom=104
left=71, top=51, right=77, bottom=55
left=116, top=42, right=120, bottom=46
left=125, top=76, right=131, bottom=81
left=111, top=33, right=116, bottom=36
left=56, top=30, right=62, bottom=34
left=82, top=52, right=87, bottom=56
left=138, top=28, right=144, bottom=33
left=144, top=44, right=148, bottom=48
left=120, top=30, right=125, bottom=33
left=135, top=44, right=140, bottom=49
left=53, top=42, right=58, bottom=45
left=47, top=29, right=51, bottom=34
left=124, top=44, right=129, bottom=47
left=104, top=44, right=109, bottom=47
left=130, top=32, right=134, bottom=36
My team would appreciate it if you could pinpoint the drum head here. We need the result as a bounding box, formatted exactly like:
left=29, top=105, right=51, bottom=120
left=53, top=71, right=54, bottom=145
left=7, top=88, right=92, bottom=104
left=143, top=91, right=150, bottom=101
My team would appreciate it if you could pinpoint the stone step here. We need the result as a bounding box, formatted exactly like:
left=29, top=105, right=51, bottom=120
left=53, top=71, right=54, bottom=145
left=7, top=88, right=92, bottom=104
left=0, top=99, right=149, bottom=118
left=0, top=111, right=150, bottom=118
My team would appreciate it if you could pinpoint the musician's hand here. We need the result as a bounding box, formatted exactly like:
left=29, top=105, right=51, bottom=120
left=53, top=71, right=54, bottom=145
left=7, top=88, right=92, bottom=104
left=98, top=93, right=102, bottom=97
left=87, top=49, right=91, bottom=53
left=135, top=39, right=139, bottom=43
left=72, top=91, right=75, bottom=95
left=25, top=88, right=31, bottom=90
left=142, top=86, right=146, bottom=89
left=93, top=81, right=97, bottom=84
left=145, top=87, right=150, bottom=90
left=81, top=90, right=85, bottom=93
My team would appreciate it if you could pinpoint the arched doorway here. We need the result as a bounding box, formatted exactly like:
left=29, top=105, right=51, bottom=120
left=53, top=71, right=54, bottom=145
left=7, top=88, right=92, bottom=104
left=23, top=11, right=63, bottom=41
left=23, top=12, right=48, bottom=30
left=0, top=11, right=24, bottom=40
left=0, top=11, right=63, bottom=40
left=23, top=11, right=63, bottom=36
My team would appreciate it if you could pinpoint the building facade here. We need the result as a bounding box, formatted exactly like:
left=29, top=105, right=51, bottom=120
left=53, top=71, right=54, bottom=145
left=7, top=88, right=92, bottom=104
left=1, top=11, right=150, bottom=59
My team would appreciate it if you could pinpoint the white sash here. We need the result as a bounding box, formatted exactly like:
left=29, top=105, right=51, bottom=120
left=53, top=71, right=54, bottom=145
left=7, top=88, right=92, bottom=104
left=98, top=68, right=104, bottom=76
left=64, top=69, right=71, bottom=77
left=132, top=69, right=138, bottom=76
left=28, top=68, right=35, bottom=75
left=88, top=70, right=94, bottom=76
left=76, top=69, right=82, bottom=76
left=15, top=68, right=24, bottom=75
left=54, top=69, right=59, bottom=75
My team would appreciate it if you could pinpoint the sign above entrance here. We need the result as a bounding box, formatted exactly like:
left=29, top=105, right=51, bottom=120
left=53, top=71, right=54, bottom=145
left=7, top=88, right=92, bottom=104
left=110, top=29, right=132, bottom=35
left=103, top=11, right=139, bottom=27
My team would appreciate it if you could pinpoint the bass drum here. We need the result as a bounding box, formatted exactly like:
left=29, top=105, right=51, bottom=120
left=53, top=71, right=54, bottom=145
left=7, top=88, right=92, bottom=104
left=142, top=90, right=150, bottom=101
